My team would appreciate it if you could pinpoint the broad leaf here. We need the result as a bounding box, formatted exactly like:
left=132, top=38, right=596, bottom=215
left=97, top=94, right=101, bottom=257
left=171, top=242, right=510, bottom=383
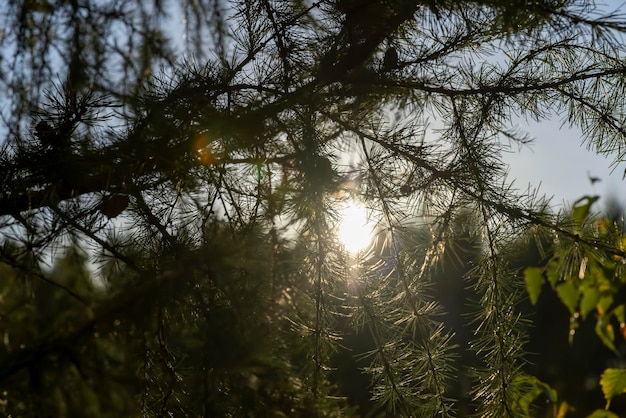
left=587, top=409, right=619, bottom=418
left=600, top=368, right=626, bottom=409
left=524, top=267, right=544, bottom=305
left=580, top=287, right=600, bottom=320
left=596, top=318, right=617, bottom=353
left=572, top=195, right=599, bottom=227
left=556, top=282, right=579, bottom=315
left=556, top=402, right=572, bottom=418
left=511, top=374, right=557, bottom=416
left=612, top=305, right=625, bottom=324
left=546, top=259, right=561, bottom=288
left=598, top=296, right=614, bottom=317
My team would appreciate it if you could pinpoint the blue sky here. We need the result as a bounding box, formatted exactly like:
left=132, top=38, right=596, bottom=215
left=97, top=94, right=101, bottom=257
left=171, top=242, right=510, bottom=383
left=503, top=0, right=626, bottom=211
left=504, top=119, right=624, bottom=210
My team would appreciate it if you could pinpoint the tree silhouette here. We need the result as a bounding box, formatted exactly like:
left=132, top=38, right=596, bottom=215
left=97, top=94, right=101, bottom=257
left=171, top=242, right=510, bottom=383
left=2, top=0, right=626, bottom=416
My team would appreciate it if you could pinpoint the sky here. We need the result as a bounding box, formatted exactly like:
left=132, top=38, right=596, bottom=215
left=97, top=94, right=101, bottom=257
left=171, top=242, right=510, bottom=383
left=501, top=0, right=626, bottom=212
left=102, top=1, right=626, bottom=213
left=3, top=0, right=624, bottom=217
left=504, top=118, right=624, bottom=211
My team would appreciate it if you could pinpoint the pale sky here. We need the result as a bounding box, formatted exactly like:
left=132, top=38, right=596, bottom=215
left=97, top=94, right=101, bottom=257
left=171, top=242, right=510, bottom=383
left=138, top=0, right=626, bottom=212
left=504, top=118, right=624, bottom=210
left=503, top=0, right=626, bottom=211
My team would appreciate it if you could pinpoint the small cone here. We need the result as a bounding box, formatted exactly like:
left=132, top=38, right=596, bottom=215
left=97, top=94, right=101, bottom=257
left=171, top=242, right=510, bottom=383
left=35, top=121, right=56, bottom=146
left=383, top=47, right=398, bottom=71
left=99, top=194, right=129, bottom=219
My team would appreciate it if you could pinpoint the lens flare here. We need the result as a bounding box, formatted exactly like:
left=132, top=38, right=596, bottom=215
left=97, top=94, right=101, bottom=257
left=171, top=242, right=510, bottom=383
left=336, top=201, right=373, bottom=254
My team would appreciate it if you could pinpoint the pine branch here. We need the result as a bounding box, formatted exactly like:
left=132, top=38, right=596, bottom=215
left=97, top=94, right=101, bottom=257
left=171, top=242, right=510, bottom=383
left=378, top=66, right=626, bottom=97
left=355, top=136, right=457, bottom=414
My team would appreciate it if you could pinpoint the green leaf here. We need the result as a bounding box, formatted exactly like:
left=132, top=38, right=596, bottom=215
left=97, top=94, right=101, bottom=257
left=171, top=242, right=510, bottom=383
left=572, top=195, right=599, bottom=226
left=587, top=409, right=619, bottom=418
left=546, top=259, right=561, bottom=288
left=524, top=267, right=544, bottom=305
left=600, top=368, right=626, bottom=409
left=613, top=305, right=625, bottom=324
left=511, top=374, right=557, bottom=415
left=556, top=282, right=579, bottom=315
left=556, top=401, right=572, bottom=418
left=596, top=319, right=617, bottom=353
left=598, top=295, right=614, bottom=317
left=580, top=287, right=600, bottom=320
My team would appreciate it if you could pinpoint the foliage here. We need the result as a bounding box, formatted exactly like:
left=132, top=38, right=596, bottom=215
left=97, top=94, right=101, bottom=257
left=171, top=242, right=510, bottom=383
left=524, top=196, right=626, bottom=350
left=600, top=368, right=626, bottom=410
left=2, top=0, right=626, bottom=417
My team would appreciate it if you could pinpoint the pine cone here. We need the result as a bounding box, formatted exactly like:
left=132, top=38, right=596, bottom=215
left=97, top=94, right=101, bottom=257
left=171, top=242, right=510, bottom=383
left=383, top=47, right=398, bottom=71
left=35, top=121, right=56, bottom=146
left=99, top=194, right=130, bottom=219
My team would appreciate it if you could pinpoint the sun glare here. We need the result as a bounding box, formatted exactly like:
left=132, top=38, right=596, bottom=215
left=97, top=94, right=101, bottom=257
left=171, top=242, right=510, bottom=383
left=336, top=201, right=374, bottom=254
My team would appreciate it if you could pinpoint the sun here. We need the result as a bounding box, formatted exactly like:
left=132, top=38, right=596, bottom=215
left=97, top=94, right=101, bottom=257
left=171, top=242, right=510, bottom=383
left=336, top=201, right=374, bottom=254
